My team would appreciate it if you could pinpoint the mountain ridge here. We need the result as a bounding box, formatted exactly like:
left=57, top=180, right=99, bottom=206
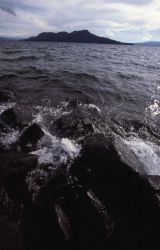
left=25, top=30, right=132, bottom=45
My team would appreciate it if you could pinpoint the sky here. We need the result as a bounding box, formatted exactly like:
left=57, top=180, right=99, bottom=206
left=0, top=0, right=160, bottom=42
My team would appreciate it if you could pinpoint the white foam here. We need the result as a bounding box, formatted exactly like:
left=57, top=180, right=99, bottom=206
left=0, top=102, right=15, bottom=115
left=146, top=100, right=160, bottom=117
left=88, top=104, right=101, bottom=113
left=61, top=138, right=81, bottom=159
left=31, top=135, right=81, bottom=166
left=123, top=136, right=160, bottom=175
left=82, top=103, right=101, bottom=113
left=0, top=130, right=19, bottom=148
left=27, top=132, right=81, bottom=200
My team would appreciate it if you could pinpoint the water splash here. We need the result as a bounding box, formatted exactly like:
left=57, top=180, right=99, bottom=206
left=120, top=136, right=160, bottom=175
left=146, top=100, right=160, bottom=117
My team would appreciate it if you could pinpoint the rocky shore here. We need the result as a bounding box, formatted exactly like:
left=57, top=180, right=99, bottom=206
left=0, top=92, right=160, bottom=250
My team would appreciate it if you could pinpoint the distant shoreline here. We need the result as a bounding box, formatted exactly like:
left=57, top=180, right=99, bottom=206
left=23, top=30, right=133, bottom=46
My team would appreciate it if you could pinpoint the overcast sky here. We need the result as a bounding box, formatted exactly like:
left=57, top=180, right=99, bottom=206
left=0, top=0, right=160, bottom=42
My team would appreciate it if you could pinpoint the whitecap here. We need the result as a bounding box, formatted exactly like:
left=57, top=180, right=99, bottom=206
left=145, top=100, right=160, bottom=117
left=116, top=136, right=160, bottom=176
left=0, top=130, right=19, bottom=149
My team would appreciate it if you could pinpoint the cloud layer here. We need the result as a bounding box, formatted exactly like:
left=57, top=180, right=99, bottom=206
left=0, top=0, right=160, bottom=42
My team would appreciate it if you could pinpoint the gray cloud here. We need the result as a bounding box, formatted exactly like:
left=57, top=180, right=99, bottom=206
left=0, top=0, right=45, bottom=16
left=0, top=0, right=159, bottom=42
left=108, top=0, right=152, bottom=5
left=0, top=1, right=16, bottom=15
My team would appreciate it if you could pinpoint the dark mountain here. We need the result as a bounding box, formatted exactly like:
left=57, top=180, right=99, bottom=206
left=25, top=30, right=132, bottom=45
left=136, top=41, right=160, bottom=46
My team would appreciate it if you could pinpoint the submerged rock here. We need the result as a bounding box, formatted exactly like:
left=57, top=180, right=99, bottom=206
left=19, top=123, right=44, bottom=152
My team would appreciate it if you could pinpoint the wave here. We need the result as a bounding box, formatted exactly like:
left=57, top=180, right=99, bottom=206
left=2, top=50, right=22, bottom=55
left=0, top=55, right=38, bottom=62
left=115, top=135, right=160, bottom=176
left=56, top=70, right=99, bottom=82
left=0, top=74, right=18, bottom=80
left=117, top=72, right=143, bottom=80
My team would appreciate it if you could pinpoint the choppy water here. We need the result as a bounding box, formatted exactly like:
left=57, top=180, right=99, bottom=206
left=0, top=41, right=160, bottom=177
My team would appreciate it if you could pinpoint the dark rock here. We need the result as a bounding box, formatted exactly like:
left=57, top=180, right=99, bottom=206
left=0, top=108, right=17, bottom=127
left=71, top=133, right=160, bottom=250
left=0, top=215, right=24, bottom=250
left=69, top=98, right=79, bottom=108
left=0, top=108, right=24, bottom=130
left=51, top=111, right=94, bottom=139
left=0, top=182, right=24, bottom=250
left=0, top=91, right=10, bottom=102
left=58, top=187, right=113, bottom=250
left=34, top=168, right=68, bottom=205
left=54, top=203, right=72, bottom=240
left=0, top=142, right=5, bottom=153
left=21, top=203, right=66, bottom=250
left=21, top=168, right=69, bottom=250
left=0, top=121, right=9, bottom=133
left=19, top=123, right=44, bottom=152
left=31, top=166, right=113, bottom=250
left=0, top=153, right=37, bottom=202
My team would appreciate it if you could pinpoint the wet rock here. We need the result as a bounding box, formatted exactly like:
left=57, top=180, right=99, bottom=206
left=33, top=167, right=68, bottom=205
left=71, top=133, right=160, bottom=250
left=0, top=215, right=24, bottom=250
left=51, top=111, right=94, bottom=139
left=0, top=108, right=17, bottom=126
left=19, top=123, right=44, bottom=152
left=69, top=98, right=80, bottom=108
left=146, top=175, right=160, bottom=202
left=0, top=142, right=5, bottom=153
left=20, top=168, right=69, bottom=250
left=54, top=203, right=72, bottom=240
left=31, top=166, right=113, bottom=250
left=0, top=108, right=24, bottom=130
left=21, top=203, right=66, bottom=250
left=0, top=121, right=9, bottom=133
left=0, top=153, right=37, bottom=202
left=0, top=91, right=10, bottom=102
left=0, top=182, right=24, bottom=250
left=58, top=185, right=113, bottom=250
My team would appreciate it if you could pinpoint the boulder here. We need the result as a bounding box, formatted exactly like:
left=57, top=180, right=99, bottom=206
left=70, top=133, right=160, bottom=250
left=0, top=91, right=10, bottom=102
left=51, top=111, right=94, bottom=139
left=0, top=108, right=24, bottom=130
left=29, top=165, right=113, bottom=250
left=19, top=123, right=44, bottom=152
